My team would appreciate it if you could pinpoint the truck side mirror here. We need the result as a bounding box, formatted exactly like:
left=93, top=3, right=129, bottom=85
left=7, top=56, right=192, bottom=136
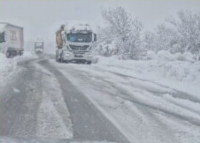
left=94, top=34, right=97, bottom=42
left=0, top=32, right=5, bottom=43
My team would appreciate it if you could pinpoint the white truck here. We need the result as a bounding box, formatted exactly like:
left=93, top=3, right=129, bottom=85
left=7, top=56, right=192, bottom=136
left=0, top=23, right=24, bottom=58
left=56, top=23, right=97, bottom=64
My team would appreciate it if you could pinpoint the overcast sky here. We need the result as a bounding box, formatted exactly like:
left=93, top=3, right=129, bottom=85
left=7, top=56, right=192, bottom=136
left=1, top=0, right=200, bottom=43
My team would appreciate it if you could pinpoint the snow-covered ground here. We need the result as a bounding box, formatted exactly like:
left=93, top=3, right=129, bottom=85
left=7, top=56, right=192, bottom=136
left=0, top=53, right=17, bottom=87
left=0, top=52, right=37, bottom=88
left=52, top=51, right=200, bottom=143
left=94, top=51, right=200, bottom=98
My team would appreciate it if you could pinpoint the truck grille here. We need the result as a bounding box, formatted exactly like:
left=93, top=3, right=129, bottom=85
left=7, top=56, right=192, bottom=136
left=69, top=45, right=90, bottom=51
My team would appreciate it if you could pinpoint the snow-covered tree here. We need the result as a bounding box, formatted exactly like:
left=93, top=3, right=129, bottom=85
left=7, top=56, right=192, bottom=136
left=168, top=11, right=200, bottom=54
left=144, top=11, right=200, bottom=55
left=100, top=7, right=143, bottom=59
left=143, top=31, right=156, bottom=51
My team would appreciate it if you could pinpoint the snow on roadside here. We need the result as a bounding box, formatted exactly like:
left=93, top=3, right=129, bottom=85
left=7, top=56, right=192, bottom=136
left=0, top=53, right=17, bottom=87
left=93, top=51, right=200, bottom=98
left=0, top=52, right=37, bottom=88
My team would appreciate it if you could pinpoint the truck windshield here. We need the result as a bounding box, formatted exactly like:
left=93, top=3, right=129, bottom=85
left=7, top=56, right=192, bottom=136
left=67, top=33, right=92, bottom=43
left=35, top=43, right=43, bottom=47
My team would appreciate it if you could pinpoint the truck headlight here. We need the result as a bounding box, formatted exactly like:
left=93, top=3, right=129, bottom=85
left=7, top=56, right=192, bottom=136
left=65, top=53, right=70, bottom=56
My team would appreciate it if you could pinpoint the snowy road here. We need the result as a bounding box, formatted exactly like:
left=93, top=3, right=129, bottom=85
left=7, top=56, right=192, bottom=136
left=1, top=55, right=200, bottom=143
left=0, top=56, right=129, bottom=143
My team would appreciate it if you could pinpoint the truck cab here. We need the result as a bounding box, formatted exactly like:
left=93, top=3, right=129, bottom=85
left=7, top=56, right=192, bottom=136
left=56, top=23, right=97, bottom=64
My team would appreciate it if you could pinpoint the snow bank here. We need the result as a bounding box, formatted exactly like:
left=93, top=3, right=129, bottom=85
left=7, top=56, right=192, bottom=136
left=146, top=51, right=198, bottom=62
left=0, top=53, right=17, bottom=87
left=0, top=51, right=37, bottom=87
left=140, top=51, right=200, bottom=84
left=95, top=51, right=200, bottom=97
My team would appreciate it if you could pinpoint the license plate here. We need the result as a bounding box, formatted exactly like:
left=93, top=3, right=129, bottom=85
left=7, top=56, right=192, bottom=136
left=74, top=51, right=84, bottom=54
left=75, top=54, right=83, bottom=57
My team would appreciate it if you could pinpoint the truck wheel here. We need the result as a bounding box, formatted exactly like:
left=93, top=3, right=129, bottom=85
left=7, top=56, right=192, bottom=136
left=66, top=60, right=71, bottom=63
left=59, top=52, right=64, bottom=63
left=56, top=54, right=60, bottom=62
left=6, top=51, right=11, bottom=58
left=19, top=51, right=23, bottom=56
left=56, top=55, right=59, bottom=62
left=59, top=58, right=63, bottom=63
left=87, top=61, right=92, bottom=65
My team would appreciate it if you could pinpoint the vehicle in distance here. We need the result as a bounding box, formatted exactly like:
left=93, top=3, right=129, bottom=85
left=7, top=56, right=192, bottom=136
left=35, top=41, right=44, bottom=54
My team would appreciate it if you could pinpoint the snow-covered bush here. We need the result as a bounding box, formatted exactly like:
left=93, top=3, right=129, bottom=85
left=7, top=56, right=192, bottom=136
left=95, top=40, right=117, bottom=57
left=145, top=50, right=197, bottom=62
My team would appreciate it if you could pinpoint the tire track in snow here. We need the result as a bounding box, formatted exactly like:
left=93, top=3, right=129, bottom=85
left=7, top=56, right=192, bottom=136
left=36, top=91, right=73, bottom=138
left=89, top=66, right=200, bottom=104
left=35, top=64, right=73, bottom=139
left=42, top=60, right=131, bottom=143
left=54, top=62, right=200, bottom=143
left=62, top=66, right=200, bottom=126
left=60, top=68, right=179, bottom=143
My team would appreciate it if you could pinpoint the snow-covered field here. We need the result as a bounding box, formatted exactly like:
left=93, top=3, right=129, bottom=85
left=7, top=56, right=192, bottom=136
left=52, top=51, right=200, bottom=143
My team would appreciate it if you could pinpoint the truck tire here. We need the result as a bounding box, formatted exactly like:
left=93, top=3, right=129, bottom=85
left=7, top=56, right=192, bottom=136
left=56, top=55, right=63, bottom=63
left=19, top=51, right=23, bottom=56
left=6, top=51, right=11, bottom=58
left=56, top=55, right=59, bottom=62
left=59, top=51, right=64, bottom=63
left=59, top=58, right=63, bottom=63
left=56, top=50, right=63, bottom=63
left=87, top=61, right=92, bottom=65
left=65, top=60, right=70, bottom=63
left=56, top=53, right=60, bottom=62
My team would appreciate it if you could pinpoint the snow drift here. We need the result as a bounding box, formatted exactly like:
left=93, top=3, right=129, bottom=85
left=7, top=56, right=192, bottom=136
left=0, top=52, right=37, bottom=87
left=93, top=51, right=200, bottom=97
left=0, top=53, right=17, bottom=87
